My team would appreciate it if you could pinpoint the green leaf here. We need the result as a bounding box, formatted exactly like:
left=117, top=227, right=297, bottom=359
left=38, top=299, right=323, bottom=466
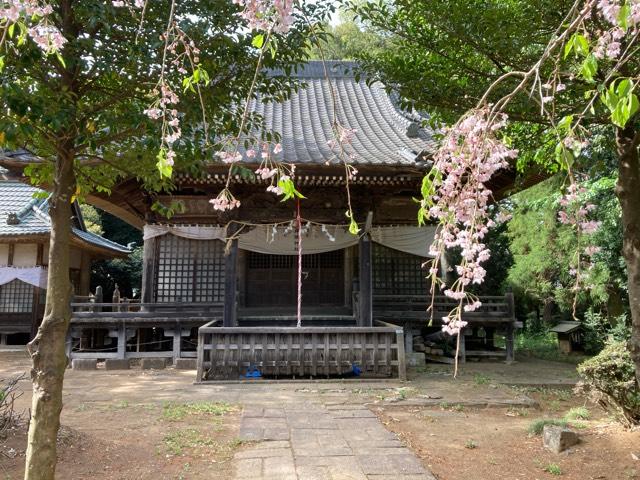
left=618, top=2, right=630, bottom=31
left=8, top=23, right=15, bottom=38
left=557, top=115, right=574, bottom=133
left=55, top=52, right=66, bottom=68
left=252, top=33, right=265, bottom=49
left=555, top=143, right=574, bottom=170
left=564, top=33, right=589, bottom=59
left=602, top=79, right=639, bottom=127
left=348, top=218, right=360, bottom=235
left=580, top=54, right=598, bottom=83
left=156, top=148, right=172, bottom=179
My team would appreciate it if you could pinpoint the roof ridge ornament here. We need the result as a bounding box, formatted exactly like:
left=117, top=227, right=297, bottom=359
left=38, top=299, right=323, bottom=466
left=6, top=212, right=19, bottom=225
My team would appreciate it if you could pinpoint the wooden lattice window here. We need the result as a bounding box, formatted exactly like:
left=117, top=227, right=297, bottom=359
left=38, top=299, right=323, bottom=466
left=372, top=244, right=427, bottom=296
left=154, top=235, right=225, bottom=303
left=0, top=279, right=34, bottom=313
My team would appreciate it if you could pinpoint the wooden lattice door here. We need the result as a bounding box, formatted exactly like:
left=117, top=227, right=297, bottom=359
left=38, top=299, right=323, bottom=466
left=245, top=251, right=344, bottom=307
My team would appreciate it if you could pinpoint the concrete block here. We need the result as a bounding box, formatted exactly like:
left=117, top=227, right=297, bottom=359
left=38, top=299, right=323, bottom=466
left=71, top=359, right=97, bottom=370
left=543, top=425, right=579, bottom=453
left=140, top=357, right=167, bottom=370
left=104, top=359, right=130, bottom=370
left=174, top=358, right=197, bottom=370
left=407, top=352, right=426, bottom=367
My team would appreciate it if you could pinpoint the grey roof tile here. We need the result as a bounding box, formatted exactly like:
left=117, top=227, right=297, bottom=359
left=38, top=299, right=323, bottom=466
left=242, top=61, right=436, bottom=166
left=0, top=181, right=129, bottom=254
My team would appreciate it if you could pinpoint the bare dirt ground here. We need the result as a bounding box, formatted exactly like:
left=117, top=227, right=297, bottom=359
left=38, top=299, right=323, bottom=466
left=1, top=349, right=638, bottom=480
left=376, top=365, right=640, bottom=480
left=2, top=390, right=243, bottom=480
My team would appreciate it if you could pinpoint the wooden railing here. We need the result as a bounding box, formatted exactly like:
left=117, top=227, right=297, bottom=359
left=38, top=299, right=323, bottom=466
left=370, top=292, right=517, bottom=362
left=67, top=302, right=224, bottom=363
left=196, top=320, right=406, bottom=382
left=71, top=302, right=224, bottom=318
left=370, top=293, right=515, bottom=323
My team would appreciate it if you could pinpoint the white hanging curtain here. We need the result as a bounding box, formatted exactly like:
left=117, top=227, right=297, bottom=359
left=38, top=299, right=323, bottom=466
left=370, top=225, right=437, bottom=258
left=236, top=224, right=359, bottom=255
left=0, top=266, right=48, bottom=288
left=143, top=224, right=227, bottom=241
left=143, top=223, right=437, bottom=258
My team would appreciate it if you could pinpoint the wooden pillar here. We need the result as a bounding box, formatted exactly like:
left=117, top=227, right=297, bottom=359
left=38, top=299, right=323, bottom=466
left=505, top=324, right=515, bottom=363
left=141, top=235, right=157, bottom=304
left=172, top=327, right=182, bottom=362
left=404, top=328, right=417, bottom=354
left=505, top=291, right=515, bottom=363
left=78, top=251, right=91, bottom=296
left=344, top=246, right=354, bottom=308
left=223, top=237, right=239, bottom=327
left=116, top=324, right=126, bottom=360
left=396, top=328, right=407, bottom=381
left=358, top=234, right=372, bottom=327
left=458, top=329, right=466, bottom=364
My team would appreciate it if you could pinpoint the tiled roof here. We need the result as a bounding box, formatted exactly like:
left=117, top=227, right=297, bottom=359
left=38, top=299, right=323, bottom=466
left=1, top=63, right=434, bottom=169
left=0, top=181, right=130, bottom=255
left=71, top=227, right=131, bottom=254
left=243, top=61, right=436, bottom=166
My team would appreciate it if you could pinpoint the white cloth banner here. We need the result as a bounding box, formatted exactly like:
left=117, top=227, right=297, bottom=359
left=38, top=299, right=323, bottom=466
left=236, top=224, right=359, bottom=255
left=143, top=223, right=437, bottom=258
left=143, top=224, right=227, bottom=241
left=370, top=225, right=436, bottom=258
left=0, top=266, right=48, bottom=288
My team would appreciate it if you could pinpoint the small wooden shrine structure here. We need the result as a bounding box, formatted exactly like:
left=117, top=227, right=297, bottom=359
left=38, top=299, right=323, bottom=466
left=550, top=321, right=585, bottom=354
left=0, top=171, right=129, bottom=344
left=1, top=62, right=532, bottom=378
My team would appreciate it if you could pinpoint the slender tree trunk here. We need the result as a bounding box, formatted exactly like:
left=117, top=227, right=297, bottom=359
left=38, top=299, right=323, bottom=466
left=615, top=124, right=640, bottom=386
left=24, top=149, right=76, bottom=480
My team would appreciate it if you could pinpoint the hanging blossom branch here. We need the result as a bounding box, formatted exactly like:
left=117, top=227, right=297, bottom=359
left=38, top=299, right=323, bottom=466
left=557, top=177, right=602, bottom=318
left=113, top=0, right=211, bottom=179
left=213, top=3, right=361, bottom=234
left=303, top=12, right=360, bottom=234
left=420, top=109, right=517, bottom=376
left=421, top=0, right=640, bottom=376
left=0, top=1, right=66, bottom=60
left=209, top=1, right=308, bottom=212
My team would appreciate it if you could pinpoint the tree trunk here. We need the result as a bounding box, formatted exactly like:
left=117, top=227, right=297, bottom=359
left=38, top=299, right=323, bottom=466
left=542, top=298, right=554, bottom=325
left=615, top=124, right=640, bottom=386
left=24, top=150, right=76, bottom=480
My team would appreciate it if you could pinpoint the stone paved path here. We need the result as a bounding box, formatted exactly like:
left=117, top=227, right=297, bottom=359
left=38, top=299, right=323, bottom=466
left=234, top=402, right=435, bottom=480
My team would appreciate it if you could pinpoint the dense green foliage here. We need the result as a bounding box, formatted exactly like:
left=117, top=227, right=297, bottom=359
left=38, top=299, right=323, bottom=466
left=309, top=16, right=389, bottom=60
left=0, top=1, right=332, bottom=200
left=578, top=340, right=640, bottom=425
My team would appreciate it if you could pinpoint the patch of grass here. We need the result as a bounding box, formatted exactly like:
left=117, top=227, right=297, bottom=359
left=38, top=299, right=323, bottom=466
left=163, top=429, right=215, bottom=455
left=506, top=407, right=529, bottom=417
left=545, top=463, right=562, bottom=475
left=565, top=406, right=590, bottom=420
left=549, top=400, right=562, bottom=412
left=395, top=387, right=416, bottom=400
left=474, top=374, right=491, bottom=385
left=439, top=402, right=464, bottom=412
left=465, top=439, right=477, bottom=449
left=527, top=418, right=568, bottom=435
left=162, top=401, right=236, bottom=421
left=163, top=432, right=246, bottom=457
